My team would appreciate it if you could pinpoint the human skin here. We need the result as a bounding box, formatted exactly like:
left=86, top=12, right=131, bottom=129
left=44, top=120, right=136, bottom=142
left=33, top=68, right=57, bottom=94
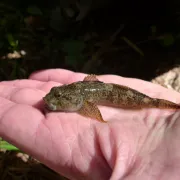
left=0, top=68, right=180, bottom=180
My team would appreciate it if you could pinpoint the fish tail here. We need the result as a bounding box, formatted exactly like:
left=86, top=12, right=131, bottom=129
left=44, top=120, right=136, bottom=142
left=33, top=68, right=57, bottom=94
left=151, top=98, right=180, bottom=109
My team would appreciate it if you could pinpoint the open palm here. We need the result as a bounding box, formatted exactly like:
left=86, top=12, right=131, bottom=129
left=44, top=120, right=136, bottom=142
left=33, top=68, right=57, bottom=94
left=1, top=69, right=180, bottom=180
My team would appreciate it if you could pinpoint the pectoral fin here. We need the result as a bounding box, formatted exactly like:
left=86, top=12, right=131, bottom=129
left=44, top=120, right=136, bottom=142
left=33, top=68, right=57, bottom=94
left=78, top=101, right=106, bottom=123
left=83, top=74, right=100, bottom=81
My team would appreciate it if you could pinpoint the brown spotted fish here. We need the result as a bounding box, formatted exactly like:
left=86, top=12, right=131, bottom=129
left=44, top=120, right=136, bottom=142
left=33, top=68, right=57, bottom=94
left=43, top=74, right=180, bottom=122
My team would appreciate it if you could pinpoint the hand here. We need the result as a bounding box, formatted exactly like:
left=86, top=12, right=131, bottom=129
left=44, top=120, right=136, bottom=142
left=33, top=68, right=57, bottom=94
left=0, top=69, right=180, bottom=180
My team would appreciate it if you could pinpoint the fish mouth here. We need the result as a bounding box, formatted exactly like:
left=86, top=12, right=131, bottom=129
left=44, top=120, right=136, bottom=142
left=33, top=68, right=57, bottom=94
left=43, top=97, right=57, bottom=111
left=45, top=103, right=57, bottom=111
left=43, top=96, right=48, bottom=102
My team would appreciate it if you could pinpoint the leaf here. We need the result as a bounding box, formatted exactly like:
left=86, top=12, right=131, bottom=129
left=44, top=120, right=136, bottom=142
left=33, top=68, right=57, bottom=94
left=65, top=54, right=85, bottom=67
left=121, top=36, right=144, bottom=56
left=0, top=140, right=19, bottom=151
left=6, top=33, right=18, bottom=48
left=159, top=34, right=175, bottom=47
left=62, top=40, right=85, bottom=54
left=27, top=6, right=42, bottom=15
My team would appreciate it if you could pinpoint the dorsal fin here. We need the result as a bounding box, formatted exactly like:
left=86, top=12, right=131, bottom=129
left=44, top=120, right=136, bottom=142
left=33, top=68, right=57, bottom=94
left=83, top=74, right=100, bottom=81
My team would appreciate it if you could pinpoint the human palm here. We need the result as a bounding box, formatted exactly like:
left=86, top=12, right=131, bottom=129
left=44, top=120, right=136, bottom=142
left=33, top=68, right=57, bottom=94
left=0, top=69, right=180, bottom=180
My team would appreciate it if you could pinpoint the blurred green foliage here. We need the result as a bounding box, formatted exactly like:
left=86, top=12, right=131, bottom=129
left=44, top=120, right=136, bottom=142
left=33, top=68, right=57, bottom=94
left=27, top=5, right=43, bottom=15
left=0, top=0, right=180, bottom=81
left=0, top=138, right=19, bottom=151
left=62, top=40, right=86, bottom=68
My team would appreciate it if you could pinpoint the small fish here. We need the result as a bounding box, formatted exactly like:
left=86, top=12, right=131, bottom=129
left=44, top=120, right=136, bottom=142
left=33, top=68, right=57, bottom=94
left=43, top=74, right=180, bottom=122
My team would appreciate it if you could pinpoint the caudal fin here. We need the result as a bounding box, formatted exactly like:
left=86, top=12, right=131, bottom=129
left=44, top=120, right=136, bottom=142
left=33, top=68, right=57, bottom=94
left=152, top=98, right=180, bottom=109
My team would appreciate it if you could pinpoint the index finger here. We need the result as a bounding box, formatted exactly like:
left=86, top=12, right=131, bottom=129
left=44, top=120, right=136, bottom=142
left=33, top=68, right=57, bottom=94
left=29, top=69, right=85, bottom=84
left=29, top=68, right=180, bottom=102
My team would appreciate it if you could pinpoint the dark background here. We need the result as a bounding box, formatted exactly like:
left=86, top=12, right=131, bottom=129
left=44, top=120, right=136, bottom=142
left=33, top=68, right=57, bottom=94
left=1, top=0, right=180, bottom=81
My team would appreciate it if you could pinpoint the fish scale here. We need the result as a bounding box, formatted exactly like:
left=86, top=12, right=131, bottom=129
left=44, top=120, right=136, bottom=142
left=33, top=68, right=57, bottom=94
left=43, top=74, right=180, bottom=122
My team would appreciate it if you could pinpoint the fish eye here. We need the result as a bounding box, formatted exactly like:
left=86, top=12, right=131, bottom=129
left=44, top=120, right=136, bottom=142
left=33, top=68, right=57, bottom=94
left=54, top=90, right=62, bottom=97
left=56, top=93, right=61, bottom=97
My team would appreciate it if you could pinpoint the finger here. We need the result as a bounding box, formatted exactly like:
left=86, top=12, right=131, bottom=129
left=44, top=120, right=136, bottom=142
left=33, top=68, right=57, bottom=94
left=28, top=68, right=166, bottom=92
left=1, top=79, right=44, bottom=88
left=0, top=85, right=45, bottom=109
left=29, top=68, right=151, bottom=87
left=29, top=69, right=138, bottom=86
left=0, top=80, right=63, bottom=109
left=29, top=68, right=180, bottom=101
left=29, top=68, right=86, bottom=84
left=0, top=79, right=61, bottom=91
left=0, top=97, right=16, bottom=117
left=0, top=75, right=165, bottom=96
